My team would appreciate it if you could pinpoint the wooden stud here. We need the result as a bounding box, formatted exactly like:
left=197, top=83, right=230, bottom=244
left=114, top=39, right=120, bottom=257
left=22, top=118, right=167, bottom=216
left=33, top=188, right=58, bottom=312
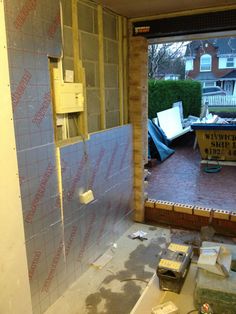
left=72, top=0, right=88, bottom=138
left=123, top=17, right=128, bottom=124
left=97, top=5, right=106, bottom=130
left=72, top=0, right=80, bottom=82
left=118, top=16, right=124, bottom=125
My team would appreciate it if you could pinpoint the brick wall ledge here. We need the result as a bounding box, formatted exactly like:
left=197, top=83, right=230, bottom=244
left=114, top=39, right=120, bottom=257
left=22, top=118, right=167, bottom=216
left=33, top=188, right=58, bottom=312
left=145, top=199, right=236, bottom=236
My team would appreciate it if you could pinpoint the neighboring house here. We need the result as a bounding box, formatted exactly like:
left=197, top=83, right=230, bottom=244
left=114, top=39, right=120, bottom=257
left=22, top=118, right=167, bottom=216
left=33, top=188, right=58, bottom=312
left=185, top=38, right=236, bottom=95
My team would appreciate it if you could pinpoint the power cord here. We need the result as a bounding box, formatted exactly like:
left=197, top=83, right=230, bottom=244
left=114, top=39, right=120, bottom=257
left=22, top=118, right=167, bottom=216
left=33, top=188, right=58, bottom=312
left=186, top=310, right=198, bottom=314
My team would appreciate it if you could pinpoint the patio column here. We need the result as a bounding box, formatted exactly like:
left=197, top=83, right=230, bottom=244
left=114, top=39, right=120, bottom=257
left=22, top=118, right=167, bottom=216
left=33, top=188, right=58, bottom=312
left=129, top=36, right=148, bottom=222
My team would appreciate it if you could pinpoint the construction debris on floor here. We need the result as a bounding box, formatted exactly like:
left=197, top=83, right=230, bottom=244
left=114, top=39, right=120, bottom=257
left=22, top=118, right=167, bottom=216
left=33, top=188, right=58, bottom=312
left=45, top=223, right=236, bottom=314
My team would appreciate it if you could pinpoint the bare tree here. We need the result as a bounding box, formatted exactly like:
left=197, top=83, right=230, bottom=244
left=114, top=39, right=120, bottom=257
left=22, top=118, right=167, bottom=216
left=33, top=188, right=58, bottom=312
left=148, top=42, right=188, bottom=79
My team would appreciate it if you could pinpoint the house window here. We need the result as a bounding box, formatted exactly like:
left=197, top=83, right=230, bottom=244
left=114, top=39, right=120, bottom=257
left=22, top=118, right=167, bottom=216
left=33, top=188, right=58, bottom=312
left=226, top=57, right=234, bottom=68
left=200, top=54, right=212, bottom=72
left=185, top=59, right=193, bottom=71
left=204, top=82, right=215, bottom=87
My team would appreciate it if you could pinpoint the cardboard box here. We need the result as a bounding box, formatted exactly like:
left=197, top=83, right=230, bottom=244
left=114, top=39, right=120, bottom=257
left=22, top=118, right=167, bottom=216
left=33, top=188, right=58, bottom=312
left=197, top=245, right=232, bottom=277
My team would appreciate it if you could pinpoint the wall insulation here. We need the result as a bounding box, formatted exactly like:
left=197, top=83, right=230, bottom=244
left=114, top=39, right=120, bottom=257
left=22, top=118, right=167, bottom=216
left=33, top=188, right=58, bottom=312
left=3, top=0, right=133, bottom=313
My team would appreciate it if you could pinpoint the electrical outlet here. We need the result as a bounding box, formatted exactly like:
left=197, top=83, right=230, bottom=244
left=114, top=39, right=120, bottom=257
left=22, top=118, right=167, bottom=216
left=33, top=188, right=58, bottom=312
left=79, top=190, right=94, bottom=204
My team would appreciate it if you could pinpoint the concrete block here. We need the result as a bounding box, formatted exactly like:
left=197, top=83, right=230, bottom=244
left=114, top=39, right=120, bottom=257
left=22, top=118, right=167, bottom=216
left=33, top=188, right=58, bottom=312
left=63, top=57, right=74, bottom=74
left=63, top=26, right=73, bottom=58
left=155, top=200, right=174, bottom=211
left=105, top=89, right=119, bottom=111
left=213, top=209, right=230, bottom=220
left=88, top=114, right=100, bottom=133
left=105, top=39, right=118, bottom=64
left=87, top=89, right=100, bottom=114
left=103, top=12, right=117, bottom=40
left=106, top=111, right=119, bottom=129
left=78, top=2, right=95, bottom=33
left=84, top=61, right=96, bottom=88
left=194, top=206, right=212, bottom=217
left=145, top=199, right=156, bottom=208
left=174, top=203, right=193, bottom=215
left=105, top=64, right=118, bottom=88
left=62, top=0, right=72, bottom=27
left=81, top=32, right=99, bottom=61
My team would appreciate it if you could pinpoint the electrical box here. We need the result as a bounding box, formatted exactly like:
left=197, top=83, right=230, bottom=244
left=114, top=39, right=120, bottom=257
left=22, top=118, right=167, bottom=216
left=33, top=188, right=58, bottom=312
left=52, top=67, right=84, bottom=114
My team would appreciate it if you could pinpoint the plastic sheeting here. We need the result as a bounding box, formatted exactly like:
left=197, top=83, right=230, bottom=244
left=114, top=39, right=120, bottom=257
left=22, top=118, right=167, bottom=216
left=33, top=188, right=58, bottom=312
left=148, top=119, right=175, bottom=162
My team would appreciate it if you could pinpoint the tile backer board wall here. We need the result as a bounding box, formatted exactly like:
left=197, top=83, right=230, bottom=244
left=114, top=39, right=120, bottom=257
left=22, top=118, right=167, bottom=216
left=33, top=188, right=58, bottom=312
left=4, top=0, right=133, bottom=313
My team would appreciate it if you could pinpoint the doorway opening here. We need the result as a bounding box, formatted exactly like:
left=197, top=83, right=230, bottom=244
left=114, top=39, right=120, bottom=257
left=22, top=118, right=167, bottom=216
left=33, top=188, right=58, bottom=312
left=146, top=35, right=236, bottom=213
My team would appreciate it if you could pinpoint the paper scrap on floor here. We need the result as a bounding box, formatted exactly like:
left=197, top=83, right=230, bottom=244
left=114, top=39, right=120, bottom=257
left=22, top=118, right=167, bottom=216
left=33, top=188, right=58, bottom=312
left=151, top=301, right=179, bottom=314
left=197, top=245, right=232, bottom=277
left=130, top=230, right=148, bottom=240
left=91, top=253, right=113, bottom=269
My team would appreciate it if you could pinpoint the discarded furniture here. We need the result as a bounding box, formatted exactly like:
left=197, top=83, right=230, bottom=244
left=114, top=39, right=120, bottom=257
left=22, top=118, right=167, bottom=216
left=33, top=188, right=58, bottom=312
left=156, top=107, right=191, bottom=141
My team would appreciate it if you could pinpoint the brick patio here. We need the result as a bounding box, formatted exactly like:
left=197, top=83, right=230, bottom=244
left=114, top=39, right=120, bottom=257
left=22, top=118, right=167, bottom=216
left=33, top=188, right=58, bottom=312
left=147, top=133, right=236, bottom=212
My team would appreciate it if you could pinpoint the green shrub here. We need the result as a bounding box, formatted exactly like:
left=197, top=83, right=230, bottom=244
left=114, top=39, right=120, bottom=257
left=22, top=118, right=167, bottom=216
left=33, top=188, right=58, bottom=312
left=148, top=79, right=202, bottom=119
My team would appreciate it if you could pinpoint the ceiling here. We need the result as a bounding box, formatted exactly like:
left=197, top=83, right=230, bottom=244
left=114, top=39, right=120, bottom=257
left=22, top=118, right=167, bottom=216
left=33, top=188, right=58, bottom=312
left=92, top=0, right=236, bottom=19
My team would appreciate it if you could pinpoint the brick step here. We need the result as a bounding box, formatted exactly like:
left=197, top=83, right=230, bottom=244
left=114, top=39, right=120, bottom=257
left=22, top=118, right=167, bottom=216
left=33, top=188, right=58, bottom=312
left=145, top=199, right=236, bottom=236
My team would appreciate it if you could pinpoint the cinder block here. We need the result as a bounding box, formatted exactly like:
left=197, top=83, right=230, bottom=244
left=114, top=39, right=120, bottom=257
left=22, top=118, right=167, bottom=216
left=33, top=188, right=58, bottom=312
left=194, top=206, right=212, bottom=217
left=145, top=199, right=156, bottom=208
left=230, top=212, right=236, bottom=222
left=213, top=209, right=230, bottom=220
left=174, top=203, right=194, bottom=215
left=155, top=200, right=174, bottom=211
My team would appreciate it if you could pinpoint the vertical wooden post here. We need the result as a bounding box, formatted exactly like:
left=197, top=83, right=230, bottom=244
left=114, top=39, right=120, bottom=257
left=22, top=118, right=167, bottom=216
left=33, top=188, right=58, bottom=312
left=72, top=0, right=80, bottom=82
left=118, top=16, right=124, bottom=125
left=123, top=17, right=128, bottom=124
left=129, top=36, right=148, bottom=222
left=72, top=0, right=88, bottom=137
left=98, top=5, right=106, bottom=130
